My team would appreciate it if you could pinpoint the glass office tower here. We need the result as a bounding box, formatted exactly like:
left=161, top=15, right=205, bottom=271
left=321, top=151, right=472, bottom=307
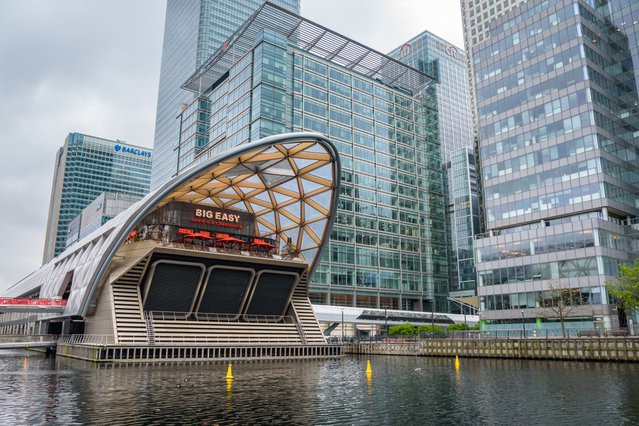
left=462, top=0, right=639, bottom=330
left=42, top=133, right=152, bottom=263
left=175, top=4, right=448, bottom=311
left=389, top=31, right=480, bottom=304
left=151, top=0, right=300, bottom=189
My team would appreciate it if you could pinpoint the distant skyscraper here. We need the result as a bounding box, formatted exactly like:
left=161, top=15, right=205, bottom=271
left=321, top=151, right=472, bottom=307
left=43, top=133, right=152, bottom=263
left=462, top=0, right=639, bottom=331
left=151, top=0, right=300, bottom=189
left=389, top=31, right=480, bottom=306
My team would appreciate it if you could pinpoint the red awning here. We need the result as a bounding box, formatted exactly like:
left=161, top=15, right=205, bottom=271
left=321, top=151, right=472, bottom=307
left=217, top=236, right=246, bottom=244
left=250, top=240, right=277, bottom=249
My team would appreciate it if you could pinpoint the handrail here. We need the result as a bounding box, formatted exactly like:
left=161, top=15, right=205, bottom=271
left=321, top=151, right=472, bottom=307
left=148, top=311, right=293, bottom=323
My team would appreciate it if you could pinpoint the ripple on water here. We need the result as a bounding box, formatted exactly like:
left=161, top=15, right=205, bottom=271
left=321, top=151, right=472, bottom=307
left=1, top=352, right=638, bottom=425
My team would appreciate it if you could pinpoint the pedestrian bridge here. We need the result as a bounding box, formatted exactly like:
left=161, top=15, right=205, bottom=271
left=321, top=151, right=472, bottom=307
left=0, top=298, right=66, bottom=313
left=0, top=335, right=59, bottom=350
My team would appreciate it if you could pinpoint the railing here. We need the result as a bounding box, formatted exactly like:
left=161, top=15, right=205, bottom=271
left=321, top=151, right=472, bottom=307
left=139, top=240, right=304, bottom=262
left=0, top=334, right=61, bottom=344
left=57, top=334, right=115, bottom=345
left=150, top=335, right=303, bottom=345
left=148, top=311, right=293, bottom=323
left=348, top=328, right=639, bottom=341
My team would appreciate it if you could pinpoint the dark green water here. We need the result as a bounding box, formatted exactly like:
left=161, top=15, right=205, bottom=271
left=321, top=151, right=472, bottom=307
left=1, top=349, right=638, bottom=425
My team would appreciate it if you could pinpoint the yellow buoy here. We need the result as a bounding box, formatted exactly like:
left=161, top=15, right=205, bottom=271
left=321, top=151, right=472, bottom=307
left=226, top=363, right=234, bottom=380
left=366, top=360, right=372, bottom=374
left=455, top=355, right=460, bottom=370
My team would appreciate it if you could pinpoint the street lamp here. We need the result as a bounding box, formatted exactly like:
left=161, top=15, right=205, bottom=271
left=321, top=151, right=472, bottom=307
left=521, top=310, right=526, bottom=339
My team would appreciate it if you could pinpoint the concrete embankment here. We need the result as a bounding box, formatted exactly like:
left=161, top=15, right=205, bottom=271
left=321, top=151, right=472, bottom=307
left=344, top=338, right=639, bottom=362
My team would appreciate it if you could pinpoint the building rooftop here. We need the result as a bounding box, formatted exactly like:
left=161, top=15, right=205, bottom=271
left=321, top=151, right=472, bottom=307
left=182, top=1, right=434, bottom=96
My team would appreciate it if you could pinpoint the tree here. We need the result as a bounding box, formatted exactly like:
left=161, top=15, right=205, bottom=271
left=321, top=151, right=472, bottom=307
left=538, top=280, right=581, bottom=337
left=607, top=261, right=639, bottom=320
left=447, top=323, right=471, bottom=331
left=388, top=323, right=416, bottom=336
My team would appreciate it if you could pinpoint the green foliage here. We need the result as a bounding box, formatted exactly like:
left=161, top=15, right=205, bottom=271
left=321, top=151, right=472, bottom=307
left=607, top=261, right=639, bottom=312
left=416, top=324, right=444, bottom=335
left=447, top=323, right=471, bottom=331
left=388, top=323, right=416, bottom=336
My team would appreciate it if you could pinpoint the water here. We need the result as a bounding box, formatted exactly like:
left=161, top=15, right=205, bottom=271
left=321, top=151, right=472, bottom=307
left=1, top=350, right=639, bottom=425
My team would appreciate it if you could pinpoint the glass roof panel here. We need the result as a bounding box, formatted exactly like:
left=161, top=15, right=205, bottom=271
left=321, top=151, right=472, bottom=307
left=309, top=192, right=331, bottom=209
left=261, top=173, right=295, bottom=188
left=252, top=190, right=272, bottom=203
left=274, top=192, right=293, bottom=205
left=219, top=164, right=252, bottom=178
left=284, top=201, right=301, bottom=217
left=308, top=163, right=332, bottom=180
left=293, top=158, right=316, bottom=170
left=258, top=210, right=276, bottom=227
left=301, top=247, right=317, bottom=264
left=300, top=178, right=323, bottom=195
left=304, top=202, right=324, bottom=221
left=280, top=178, right=300, bottom=193
left=261, top=159, right=295, bottom=176
left=307, top=218, right=327, bottom=239
left=301, top=229, right=317, bottom=251
left=303, top=143, right=324, bottom=153
left=278, top=213, right=296, bottom=230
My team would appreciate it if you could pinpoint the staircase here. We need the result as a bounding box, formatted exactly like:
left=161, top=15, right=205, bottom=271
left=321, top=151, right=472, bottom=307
left=111, top=256, right=149, bottom=344
left=290, top=272, right=326, bottom=344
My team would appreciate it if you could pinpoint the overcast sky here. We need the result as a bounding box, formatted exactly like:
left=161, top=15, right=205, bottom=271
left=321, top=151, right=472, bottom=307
left=0, top=0, right=463, bottom=294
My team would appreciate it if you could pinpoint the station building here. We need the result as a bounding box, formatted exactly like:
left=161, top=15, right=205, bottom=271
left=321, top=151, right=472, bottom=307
left=2, top=133, right=342, bottom=361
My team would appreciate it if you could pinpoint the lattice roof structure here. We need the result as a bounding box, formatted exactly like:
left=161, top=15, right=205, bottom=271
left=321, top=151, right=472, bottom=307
left=5, top=133, right=340, bottom=317
left=182, top=2, right=434, bottom=96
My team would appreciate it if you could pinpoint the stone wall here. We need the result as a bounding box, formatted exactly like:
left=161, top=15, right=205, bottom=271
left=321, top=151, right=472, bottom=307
left=344, top=338, right=639, bottom=362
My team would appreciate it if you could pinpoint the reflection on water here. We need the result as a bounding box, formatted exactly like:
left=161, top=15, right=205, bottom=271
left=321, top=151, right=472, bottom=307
left=1, top=349, right=639, bottom=424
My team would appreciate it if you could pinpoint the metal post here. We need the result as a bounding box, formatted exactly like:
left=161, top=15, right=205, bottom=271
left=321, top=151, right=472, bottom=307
left=431, top=302, right=435, bottom=338
left=384, top=307, right=388, bottom=335
left=521, top=310, right=526, bottom=339
left=341, top=309, right=345, bottom=340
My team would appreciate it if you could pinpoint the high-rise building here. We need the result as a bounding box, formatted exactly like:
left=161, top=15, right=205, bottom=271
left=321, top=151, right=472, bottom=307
left=174, top=3, right=448, bottom=311
left=65, top=192, right=142, bottom=248
left=389, top=31, right=480, bottom=305
left=42, top=133, right=152, bottom=263
left=151, top=0, right=300, bottom=189
left=462, top=0, right=639, bottom=331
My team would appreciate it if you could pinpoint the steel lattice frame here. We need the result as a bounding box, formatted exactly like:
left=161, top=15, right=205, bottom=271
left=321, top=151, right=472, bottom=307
left=182, top=2, right=434, bottom=96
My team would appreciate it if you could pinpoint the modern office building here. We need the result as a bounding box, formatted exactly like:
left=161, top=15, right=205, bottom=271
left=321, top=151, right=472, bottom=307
left=462, top=0, right=639, bottom=330
left=176, top=3, right=448, bottom=312
left=66, top=192, right=142, bottom=248
left=151, top=0, right=300, bottom=189
left=42, top=133, right=152, bottom=263
left=389, top=32, right=480, bottom=305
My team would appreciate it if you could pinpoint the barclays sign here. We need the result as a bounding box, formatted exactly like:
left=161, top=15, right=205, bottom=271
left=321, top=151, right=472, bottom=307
left=114, top=144, right=152, bottom=158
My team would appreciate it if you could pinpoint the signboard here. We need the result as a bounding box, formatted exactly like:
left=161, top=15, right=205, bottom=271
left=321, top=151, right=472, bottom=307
left=435, top=41, right=464, bottom=62
left=114, top=144, right=152, bottom=158
left=144, top=202, right=256, bottom=235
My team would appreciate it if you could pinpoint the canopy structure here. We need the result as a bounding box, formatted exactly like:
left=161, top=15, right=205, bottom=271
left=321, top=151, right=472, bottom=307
left=182, top=2, right=433, bottom=96
left=4, top=133, right=340, bottom=318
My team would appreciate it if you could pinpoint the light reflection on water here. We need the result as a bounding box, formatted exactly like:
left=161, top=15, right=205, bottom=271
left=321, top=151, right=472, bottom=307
left=1, top=349, right=639, bottom=425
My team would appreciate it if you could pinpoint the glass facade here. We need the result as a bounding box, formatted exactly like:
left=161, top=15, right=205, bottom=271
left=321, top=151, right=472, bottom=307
left=389, top=32, right=479, bottom=302
left=151, top=0, right=300, bottom=189
left=463, top=0, right=639, bottom=329
left=43, top=133, right=152, bottom=262
left=176, top=19, right=447, bottom=311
